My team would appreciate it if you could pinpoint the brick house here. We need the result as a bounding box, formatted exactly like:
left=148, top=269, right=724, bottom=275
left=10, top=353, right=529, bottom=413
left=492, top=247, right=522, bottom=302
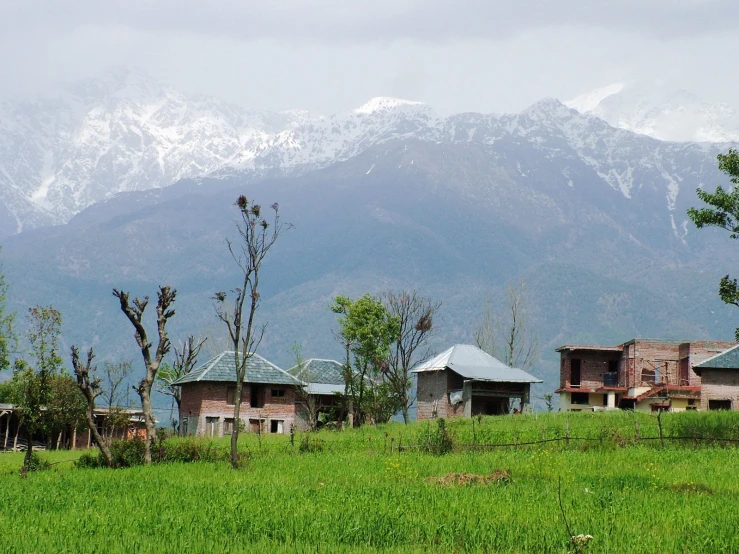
left=413, top=344, right=542, bottom=419
left=693, top=344, right=739, bottom=410
left=288, top=358, right=346, bottom=420
left=174, top=351, right=303, bottom=436
left=556, top=338, right=734, bottom=412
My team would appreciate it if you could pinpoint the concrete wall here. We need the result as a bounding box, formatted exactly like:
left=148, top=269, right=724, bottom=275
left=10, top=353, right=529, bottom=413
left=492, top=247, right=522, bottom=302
left=180, top=382, right=298, bottom=435
left=559, top=392, right=609, bottom=411
left=416, top=370, right=465, bottom=420
left=700, top=369, right=739, bottom=410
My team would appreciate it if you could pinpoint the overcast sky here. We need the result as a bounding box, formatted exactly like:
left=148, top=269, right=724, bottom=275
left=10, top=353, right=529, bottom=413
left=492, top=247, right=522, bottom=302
left=1, top=0, right=737, bottom=115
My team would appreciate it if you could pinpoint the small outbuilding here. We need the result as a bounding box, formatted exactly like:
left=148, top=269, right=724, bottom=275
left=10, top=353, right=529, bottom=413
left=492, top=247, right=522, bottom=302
left=692, top=344, right=739, bottom=410
left=413, top=344, right=542, bottom=419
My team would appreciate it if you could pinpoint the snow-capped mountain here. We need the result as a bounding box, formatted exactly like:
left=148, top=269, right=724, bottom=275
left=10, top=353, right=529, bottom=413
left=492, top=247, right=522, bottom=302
left=1, top=69, right=737, bottom=239
left=565, top=82, right=739, bottom=143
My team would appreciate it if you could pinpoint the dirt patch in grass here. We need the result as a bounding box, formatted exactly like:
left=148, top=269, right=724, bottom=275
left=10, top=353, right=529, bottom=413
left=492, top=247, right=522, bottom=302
left=665, top=482, right=713, bottom=495
left=426, top=470, right=512, bottom=487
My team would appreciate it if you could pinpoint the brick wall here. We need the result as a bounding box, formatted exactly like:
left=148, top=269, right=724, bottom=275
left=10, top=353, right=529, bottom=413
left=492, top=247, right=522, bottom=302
left=180, top=382, right=298, bottom=435
left=700, top=369, right=739, bottom=410
left=679, top=341, right=735, bottom=387
left=559, top=351, right=620, bottom=389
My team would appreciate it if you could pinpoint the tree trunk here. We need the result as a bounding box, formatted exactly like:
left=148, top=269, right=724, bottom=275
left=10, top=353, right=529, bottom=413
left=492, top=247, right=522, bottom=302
left=230, top=379, right=243, bottom=468
left=139, top=381, right=157, bottom=464
left=401, top=405, right=409, bottom=424
left=22, top=437, right=33, bottom=473
left=85, top=408, right=113, bottom=466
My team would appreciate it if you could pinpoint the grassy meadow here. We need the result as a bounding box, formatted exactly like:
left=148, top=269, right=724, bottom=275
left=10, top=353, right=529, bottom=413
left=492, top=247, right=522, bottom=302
left=0, top=411, right=738, bottom=553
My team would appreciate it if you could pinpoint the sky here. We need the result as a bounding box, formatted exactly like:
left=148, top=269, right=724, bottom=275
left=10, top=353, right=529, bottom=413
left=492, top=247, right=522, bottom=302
left=1, top=0, right=738, bottom=116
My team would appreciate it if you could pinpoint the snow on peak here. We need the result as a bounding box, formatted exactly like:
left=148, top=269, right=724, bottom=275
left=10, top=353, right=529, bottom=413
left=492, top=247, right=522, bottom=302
left=566, top=81, right=739, bottom=142
left=354, top=97, right=425, bottom=115
left=565, top=83, right=625, bottom=113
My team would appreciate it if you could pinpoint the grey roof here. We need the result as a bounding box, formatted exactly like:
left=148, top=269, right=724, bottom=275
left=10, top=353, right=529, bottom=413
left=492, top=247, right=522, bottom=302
left=693, top=344, right=739, bottom=374
left=306, top=383, right=346, bottom=395
left=412, top=344, right=543, bottom=384
left=288, top=358, right=346, bottom=385
left=172, top=351, right=299, bottom=386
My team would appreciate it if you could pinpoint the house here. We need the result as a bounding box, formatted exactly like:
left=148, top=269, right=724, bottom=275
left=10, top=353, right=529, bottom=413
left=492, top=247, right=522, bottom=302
left=692, top=344, right=739, bottom=410
left=0, top=403, right=146, bottom=451
left=174, top=351, right=303, bottom=436
left=288, top=358, right=346, bottom=421
left=556, top=339, right=735, bottom=412
left=413, top=344, right=542, bottom=419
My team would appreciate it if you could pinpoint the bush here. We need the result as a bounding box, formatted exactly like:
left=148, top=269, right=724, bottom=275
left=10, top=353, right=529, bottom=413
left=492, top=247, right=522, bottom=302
left=75, top=452, right=103, bottom=469
left=26, top=452, right=50, bottom=472
left=299, top=435, right=323, bottom=453
left=110, top=437, right=146, bottom=468
left=418, top=418, right=454, bottom=455
left=159, top=437, right=228, bottom=463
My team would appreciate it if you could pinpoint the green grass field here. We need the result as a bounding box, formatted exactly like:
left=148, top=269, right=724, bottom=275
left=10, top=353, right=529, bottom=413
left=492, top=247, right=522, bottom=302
left=1, top=412, right=737, bottom=553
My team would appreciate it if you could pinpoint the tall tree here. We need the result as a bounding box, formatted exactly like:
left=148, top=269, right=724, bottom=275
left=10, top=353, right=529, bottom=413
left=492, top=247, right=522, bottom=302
left=688, top=149, right=739, bottom=339
left=331, top=294, right=400, bottom=425
left=0, top=248, right=16, bottom=372
left=113, top=286, right=176, bottom=464
left=13, top=306, right=63, bottom=472
left=475, top=279, right=540, bottom=372
left=71, top=346, right=113, bottom=466
left=214, top=196, right=288, bottom=468
left=156, top=336, right=206, bottom=419
left=382, top=290, right=440, bottom=423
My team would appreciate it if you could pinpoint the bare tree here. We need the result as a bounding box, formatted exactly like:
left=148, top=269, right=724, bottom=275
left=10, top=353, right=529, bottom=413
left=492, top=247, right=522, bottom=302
left=382, top=290, right=441, bottom=423
left=71, top=346, right=113, bottom=466
left=290, top=343, right=320, bottom=431
left=156, top=336, right=206, bottom=417
left=113, top=286, right=176, bottom=464
left=214, top=196, right=289, bottom=469
left=100, top=361, right=133, bottom=443
left=475, top=279, right=540, bottom=372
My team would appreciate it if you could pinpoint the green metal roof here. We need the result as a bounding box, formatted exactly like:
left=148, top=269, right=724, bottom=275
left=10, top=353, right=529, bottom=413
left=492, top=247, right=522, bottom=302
left=287, top=358, right=345, bottom=385
left=693, top=344, right=739, bottom=374
left=172, top=351, right=299, bottom=386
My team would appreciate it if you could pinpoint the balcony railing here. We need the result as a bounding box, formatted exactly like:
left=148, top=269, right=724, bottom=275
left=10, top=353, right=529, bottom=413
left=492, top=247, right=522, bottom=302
left=603, top=372, right=618, bottom=387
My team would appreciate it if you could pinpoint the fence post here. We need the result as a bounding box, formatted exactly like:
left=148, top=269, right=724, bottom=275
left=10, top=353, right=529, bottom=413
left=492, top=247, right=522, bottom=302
left=634, top=418, right=640, bottom=442
left=565, top=419, right=570, bottom=446
left=657, top=411, right=664, bottom=447
left=390, top=437, right=394, bottom=454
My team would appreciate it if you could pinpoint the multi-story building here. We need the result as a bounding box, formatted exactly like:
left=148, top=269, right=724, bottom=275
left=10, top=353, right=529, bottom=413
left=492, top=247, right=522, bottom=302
left=556, top=339, right=734, bottom=412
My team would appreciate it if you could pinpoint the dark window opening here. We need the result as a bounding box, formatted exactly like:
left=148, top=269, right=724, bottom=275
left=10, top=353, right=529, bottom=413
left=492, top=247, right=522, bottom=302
left=271, top=388, right=286, bottom=403
left=708, top=399, right=732, bottom=411
left=250, top=385, right=264, bottom=408
left=570, top=359, right=581, bottom=387
left=641, top=366, right=656, bottom=385
left=223, top=418, right=234, bottom=435
left=226, top=387, right=236, bottom=406
left=571, top=392, right=589, bottom=405
left=270, top=420, right=284, bottom=433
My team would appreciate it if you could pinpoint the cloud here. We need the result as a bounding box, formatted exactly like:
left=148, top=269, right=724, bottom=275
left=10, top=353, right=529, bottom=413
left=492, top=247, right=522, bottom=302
left=2, top=1, right=737, bottom=43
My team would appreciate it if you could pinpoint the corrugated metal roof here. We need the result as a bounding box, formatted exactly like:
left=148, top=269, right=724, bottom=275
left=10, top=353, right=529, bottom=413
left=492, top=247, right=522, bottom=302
left=555, top=344, right=623, bottom=352
left=412, top=344, right=542, bottom=383
left=693, top=344, right=739, bottom=373
left=172, top=351, right=299, bottom=385
left=306, top=383, right=346, bottom=395
left=287, top=358, right=345, bottom=385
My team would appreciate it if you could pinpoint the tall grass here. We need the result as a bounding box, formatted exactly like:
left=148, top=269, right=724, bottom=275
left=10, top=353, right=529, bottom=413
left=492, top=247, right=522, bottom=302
left=0, top=411, right=737, bottom=553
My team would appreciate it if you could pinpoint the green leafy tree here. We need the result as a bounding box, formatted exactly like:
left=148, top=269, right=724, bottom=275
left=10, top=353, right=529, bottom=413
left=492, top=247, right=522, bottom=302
left=12, top=305, right=63, bottom=472
left=47, top=373, right=86, bottom=449
left=331, top=294, right=400, bottom=426
left=688, top=149, right=739, bottom=339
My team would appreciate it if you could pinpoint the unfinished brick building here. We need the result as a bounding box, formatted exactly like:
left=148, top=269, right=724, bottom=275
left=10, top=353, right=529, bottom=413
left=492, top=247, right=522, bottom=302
left=556, top=338, right=735, bottom=412
left=175, top=351, right=303, bottom=436
left=693, top=344, right=739, bottom=410
left=413, top=344, right=542, bottom=419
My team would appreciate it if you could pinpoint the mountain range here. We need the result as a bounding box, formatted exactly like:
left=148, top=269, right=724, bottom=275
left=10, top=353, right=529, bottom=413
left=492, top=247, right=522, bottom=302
left=2, top=69, right=739, bottom=406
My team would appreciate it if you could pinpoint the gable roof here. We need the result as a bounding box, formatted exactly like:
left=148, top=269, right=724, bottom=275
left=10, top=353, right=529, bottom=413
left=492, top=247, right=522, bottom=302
left=693, top=344, right=739, bottom=374
left=412, top=344, right=542, bottom=384
left=172, top=351, right=299, bottom=386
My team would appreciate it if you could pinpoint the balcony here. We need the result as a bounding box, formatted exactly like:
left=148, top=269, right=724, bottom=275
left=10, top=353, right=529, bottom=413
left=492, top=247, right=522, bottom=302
left=603, top=372, right=618, bottom=387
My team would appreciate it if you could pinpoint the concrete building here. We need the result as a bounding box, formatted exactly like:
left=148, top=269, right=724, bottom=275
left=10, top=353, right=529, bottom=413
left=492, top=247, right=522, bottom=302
left=693, top=344, right=739, bottom=410
left=556, top=339, right=734, bottom=412
left=413, top=344, right=542, bottom=419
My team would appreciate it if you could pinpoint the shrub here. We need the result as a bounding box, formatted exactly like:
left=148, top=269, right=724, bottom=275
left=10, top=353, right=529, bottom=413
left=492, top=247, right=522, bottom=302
left=159, top=437, right=228, bottom=463
left=74, top=452, right=103, bottom=469
left=299, top=435, right=323, bottom=453
left=26, top=452, right=50, bottom=472
left=109, top=437, right=146, bottom=468
left=418, top=418, right=454, bottom=455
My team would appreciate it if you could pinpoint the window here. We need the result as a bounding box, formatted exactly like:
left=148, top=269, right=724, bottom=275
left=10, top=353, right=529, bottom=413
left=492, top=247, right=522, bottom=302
left=250, top=385, right=264, bottom=408
left=205, top=417, right=219, bottom=437
left=181, top=417, right=188, bottom=436
left=270, top=420, right=284, bottom=434
left=223, top=418, right=234, bottom=435
left=271, top=388, right=286, bottom=404
left=226, top=387, right=236, bottom=406
left=641, top=365, right=656, bottom=385
left=608, top=360, right=619, bottom=373
left=708, top=399, right=732, bottom=411
left=570, top=359, right=581, bottom=387
left=571, top=392, right=589, bottom=405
